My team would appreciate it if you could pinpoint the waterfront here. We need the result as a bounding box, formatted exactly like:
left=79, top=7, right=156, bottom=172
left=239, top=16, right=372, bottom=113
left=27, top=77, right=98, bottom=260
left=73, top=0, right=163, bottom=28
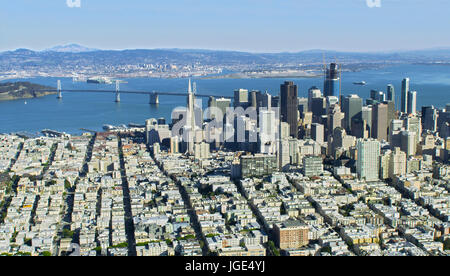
left=0, top=64, right=449, bottom=135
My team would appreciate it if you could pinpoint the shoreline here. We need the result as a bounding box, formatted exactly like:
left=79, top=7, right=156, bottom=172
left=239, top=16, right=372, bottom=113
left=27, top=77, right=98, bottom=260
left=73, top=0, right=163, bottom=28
left=0, top=91, right=57, bottom=102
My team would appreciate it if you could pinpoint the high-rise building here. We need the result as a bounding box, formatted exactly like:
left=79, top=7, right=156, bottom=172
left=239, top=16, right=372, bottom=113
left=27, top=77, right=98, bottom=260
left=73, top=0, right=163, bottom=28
left=170, top=136, right=179, bottom=154
left=298, top=98, right=309, bottom=117
left=327, top=104, right=344, bottom=138
left=240, top=154, right=278, bottom=178
left=422, top=106, right=438, bottom=132
left=389, top=147, right=407, bottom=179
left=234, top=89, right=249, bottom=108
left=356, top=138, right=381, bottom=181
left=279, top=139, right=290, bottom=171
left=405, top=116, right=421, bottom=146
left=343, top=94, right=363, bottom=132
left=389, top=119, right=404, bottom=147
left=187, top=79, right=196, bottom=154
left=401, top=78, right=410, bottom=113
left=311, top=123, right=324, bottom=144
left=308, top=86, right=322, bottom=111
left=250, top=90, right=262, bottom=109
left=194, top=142, right=211, bottom=160
left=387, top=84, right=395, bottom=103
left=324, top=63, right=340, bottom=97
left=326, top=96, right=339, bottom=109
left=273, top=220, right=309, bottom=250
left=311, top=97, right=326, bottom=123
left=303, top=156, right=324, bottom=177
left=401, top=131, right=417, bottom=157
left=362, top=106, right=373, bottom=138
left=372, top=103, right=389, bottom=141
left=259, top=109, right=277, bottom=154
left=407, top=91, right=417, bottom=115
left=216, top=97, right=231, bottom=118
left=377, top=91, right=386, bottom=102
left=329, top=127, right=356, bottom=158
left=379, top=151, right=391, bottom=180
left=261, top=92, right=272, bottom=110
left=280, top=81, right=299, bottom=138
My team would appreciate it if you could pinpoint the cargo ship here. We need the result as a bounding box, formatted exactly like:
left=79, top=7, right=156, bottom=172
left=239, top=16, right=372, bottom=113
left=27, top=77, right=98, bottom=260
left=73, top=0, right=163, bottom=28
left=87, top=77, right=113, bottom=84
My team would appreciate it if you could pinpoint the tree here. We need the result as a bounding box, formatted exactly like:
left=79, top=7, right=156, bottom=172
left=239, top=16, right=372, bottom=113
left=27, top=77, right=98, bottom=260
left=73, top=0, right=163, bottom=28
left=267, top=241, right=280, bottom=256
left=64, top=180, right=71, bottom=190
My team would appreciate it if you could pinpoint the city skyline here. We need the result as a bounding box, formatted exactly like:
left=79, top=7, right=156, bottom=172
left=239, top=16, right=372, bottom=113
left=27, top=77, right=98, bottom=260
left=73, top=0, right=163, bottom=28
left=1, top=0, right=450, bottom=260
left=3, top=0, right=450, bottom=52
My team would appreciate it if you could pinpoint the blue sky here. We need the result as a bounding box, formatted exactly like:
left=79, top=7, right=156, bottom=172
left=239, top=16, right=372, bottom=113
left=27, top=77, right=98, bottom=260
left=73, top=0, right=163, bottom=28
left=1, top=0, right=450, bottom=52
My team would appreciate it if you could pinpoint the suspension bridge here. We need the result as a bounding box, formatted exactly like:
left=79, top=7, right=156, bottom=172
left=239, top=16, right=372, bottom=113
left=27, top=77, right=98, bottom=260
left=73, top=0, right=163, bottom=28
left=34, top=80, right=232, bottom=104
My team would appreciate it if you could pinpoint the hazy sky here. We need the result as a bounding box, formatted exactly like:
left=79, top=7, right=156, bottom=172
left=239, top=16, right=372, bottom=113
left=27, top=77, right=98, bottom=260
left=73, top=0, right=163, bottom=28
left=1, top=0, right=450, bottom=52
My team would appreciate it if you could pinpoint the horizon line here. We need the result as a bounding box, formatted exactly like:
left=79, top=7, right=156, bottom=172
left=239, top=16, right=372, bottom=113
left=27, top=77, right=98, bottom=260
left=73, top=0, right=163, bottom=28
left=4, top=44, right=450, bottom=55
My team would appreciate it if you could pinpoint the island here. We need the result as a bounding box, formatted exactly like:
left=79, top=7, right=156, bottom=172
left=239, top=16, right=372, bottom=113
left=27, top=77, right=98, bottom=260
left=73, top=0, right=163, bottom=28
left=0, top=82, right=56, bottom=101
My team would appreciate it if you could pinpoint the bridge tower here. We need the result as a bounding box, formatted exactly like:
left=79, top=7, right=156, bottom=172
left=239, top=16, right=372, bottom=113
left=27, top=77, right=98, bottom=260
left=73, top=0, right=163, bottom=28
left=149, top=92, right=159, bottom=104
left=57, top=80, right=62, bottom=99
left=115, top=80, right=120, bottom=103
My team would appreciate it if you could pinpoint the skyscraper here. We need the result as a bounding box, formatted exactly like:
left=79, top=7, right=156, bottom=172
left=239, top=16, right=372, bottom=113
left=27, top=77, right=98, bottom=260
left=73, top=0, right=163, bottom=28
left=356, top=138, right=381, bottom=181
left=324, top=63, right=340, bottom=97
left=422, top=106, right=438, bottom=132
left=311, top=123, right=324, bottom=144
left=389, top=147, right=407, bottom=179
left=407, top=90, right=417, bottom=115
left=372, top=103, right=389, bottom=141
left=216, top=98, right=231, bottom=118
left=250, top=90, right=262, bottom=109
left=261, top=92, right=272, bottom=110
left=259, top=109, right=277, bottom=145
left=343, top=94, right=363, bottom=132
left=387, top=84, right=395, bottom=103
left=234, top=89, right=249, bottom=108
left=280, top=81, right=299, bottom=138
left=308, top=86, right=322, bottom=111
left=401, top=131, right=417, bottom=157
left=362, top=106, right=373, bottom=138
left=303, top=156, right=324, bottom=177
left=401, top=78, right=410, bottom=113
left=187, top=79, right=196, bottom=154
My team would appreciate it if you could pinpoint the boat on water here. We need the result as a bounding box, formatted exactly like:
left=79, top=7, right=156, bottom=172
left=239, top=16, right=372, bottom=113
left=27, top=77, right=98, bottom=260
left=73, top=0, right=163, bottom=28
left=353, top=81, right=367, bottom=85
left=87, top=77, right=113, bottom=84
left=128, top=123, right=145, bottom=128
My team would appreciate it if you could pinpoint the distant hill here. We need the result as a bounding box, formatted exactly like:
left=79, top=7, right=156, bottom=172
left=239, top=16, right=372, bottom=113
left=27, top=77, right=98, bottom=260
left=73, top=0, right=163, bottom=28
left=1, top=46, right=450, bottom=80
left=0, top=82, right=55, bottom=101
left=2, top=47, right=450, bottom=68
left=45, top=44, right=99, bottom=53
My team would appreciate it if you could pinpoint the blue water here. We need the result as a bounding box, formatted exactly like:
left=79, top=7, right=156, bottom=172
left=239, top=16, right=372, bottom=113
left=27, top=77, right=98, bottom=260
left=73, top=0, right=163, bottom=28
left=1, top=64, right=449, bottom=134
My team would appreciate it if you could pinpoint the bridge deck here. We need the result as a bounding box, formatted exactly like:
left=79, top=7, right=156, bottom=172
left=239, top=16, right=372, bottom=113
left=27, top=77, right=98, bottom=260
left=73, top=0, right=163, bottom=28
left=34, top=89, right=232, bottom=99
